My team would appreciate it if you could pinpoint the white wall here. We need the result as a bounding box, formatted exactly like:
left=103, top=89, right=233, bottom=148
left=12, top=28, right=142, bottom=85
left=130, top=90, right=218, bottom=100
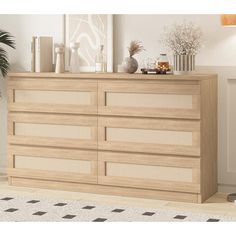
left=0, top=14, right=64, bottom=71
left=1, top=14, right=236, bottom=192
left=114, top=14, right=236, bottom=70
left=1, top=14, right=236, bottom=72
left=0, top=78, right=7, bottom=172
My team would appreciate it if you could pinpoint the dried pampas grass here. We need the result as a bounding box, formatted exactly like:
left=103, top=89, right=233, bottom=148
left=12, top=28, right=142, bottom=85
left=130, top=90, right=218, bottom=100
left=128, top=40, right=145, bottom=57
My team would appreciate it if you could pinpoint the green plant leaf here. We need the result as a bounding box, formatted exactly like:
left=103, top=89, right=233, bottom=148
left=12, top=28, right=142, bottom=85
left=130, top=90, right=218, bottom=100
left=0, top=30, right=15, bottom=49
left=0, top=30, right=15, bottom=77
left=0, top=48, right=10, bottom=77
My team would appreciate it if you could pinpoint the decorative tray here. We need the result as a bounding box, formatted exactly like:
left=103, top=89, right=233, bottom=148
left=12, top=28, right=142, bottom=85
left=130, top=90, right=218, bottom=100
left=140, top=68, right=171, bottom=75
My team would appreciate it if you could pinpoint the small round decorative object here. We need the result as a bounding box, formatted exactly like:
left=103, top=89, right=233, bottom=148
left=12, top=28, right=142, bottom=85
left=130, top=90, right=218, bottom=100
left=123, top=56, right=138, bottom=74
left=227, top=193, right=236, bottom=202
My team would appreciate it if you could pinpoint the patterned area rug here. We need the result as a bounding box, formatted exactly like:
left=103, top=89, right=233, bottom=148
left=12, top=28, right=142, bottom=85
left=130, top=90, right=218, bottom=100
left=0, top=193, right=235, bottom=222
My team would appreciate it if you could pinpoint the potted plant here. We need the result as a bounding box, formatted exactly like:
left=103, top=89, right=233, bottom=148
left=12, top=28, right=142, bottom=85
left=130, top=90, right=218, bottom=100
left=123, top=40, right=144, bottom=74
left=160, top=21, right=203, bottom=75
left=0, top=30, right=15, bottom=78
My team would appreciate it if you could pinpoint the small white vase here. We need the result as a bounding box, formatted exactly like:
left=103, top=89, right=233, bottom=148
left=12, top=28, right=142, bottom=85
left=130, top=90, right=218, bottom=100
left=55, top=46, right=65, bottom=73
left=174, top=55, right=195, bottom=75
left=69, top=42, right=80, bottom=73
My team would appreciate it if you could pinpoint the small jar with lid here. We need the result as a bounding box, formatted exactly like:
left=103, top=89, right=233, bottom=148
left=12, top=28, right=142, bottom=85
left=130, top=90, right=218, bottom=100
left=157, top=53, right=170, bottom=71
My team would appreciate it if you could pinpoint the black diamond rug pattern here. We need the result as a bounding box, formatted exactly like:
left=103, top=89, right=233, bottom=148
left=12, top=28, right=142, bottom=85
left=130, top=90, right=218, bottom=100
left=0, top=193, right=234, bottom=222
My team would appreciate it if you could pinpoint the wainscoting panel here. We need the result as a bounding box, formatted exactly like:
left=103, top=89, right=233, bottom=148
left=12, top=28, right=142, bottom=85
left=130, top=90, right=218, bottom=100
left=217, top=78, right=236, bottom=189
left=227, top=79, right=236, bottom=174
left=197, top=66, right=236, bottom=192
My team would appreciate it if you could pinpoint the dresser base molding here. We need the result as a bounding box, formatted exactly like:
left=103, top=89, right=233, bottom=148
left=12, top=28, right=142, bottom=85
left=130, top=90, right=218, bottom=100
left=9, top=177, right=201, bottom=203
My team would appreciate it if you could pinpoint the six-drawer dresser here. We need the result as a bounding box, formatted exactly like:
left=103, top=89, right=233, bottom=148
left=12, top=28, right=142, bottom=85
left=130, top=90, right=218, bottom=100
left=7, top=72, right=217, bottom=203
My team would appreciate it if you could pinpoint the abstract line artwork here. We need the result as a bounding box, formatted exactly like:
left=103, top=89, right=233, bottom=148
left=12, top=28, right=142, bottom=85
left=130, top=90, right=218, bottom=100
left=65, top=15, right=113, bottom=72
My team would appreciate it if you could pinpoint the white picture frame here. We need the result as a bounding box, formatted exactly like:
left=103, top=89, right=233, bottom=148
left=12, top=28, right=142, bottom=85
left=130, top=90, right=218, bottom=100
left=64, top=14, right=113, bottom=72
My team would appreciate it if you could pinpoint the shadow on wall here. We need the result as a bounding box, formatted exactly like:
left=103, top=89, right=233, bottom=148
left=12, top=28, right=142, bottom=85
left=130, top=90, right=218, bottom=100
left=0, top=64, right=25, bottom=173
left=0, top=75, right=7, bottom=173
left=9, top=63, right=25, bottom=72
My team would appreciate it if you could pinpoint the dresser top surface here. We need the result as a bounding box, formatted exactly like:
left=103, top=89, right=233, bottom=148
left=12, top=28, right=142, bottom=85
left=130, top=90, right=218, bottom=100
left=8, top=72, right=217, bottom=81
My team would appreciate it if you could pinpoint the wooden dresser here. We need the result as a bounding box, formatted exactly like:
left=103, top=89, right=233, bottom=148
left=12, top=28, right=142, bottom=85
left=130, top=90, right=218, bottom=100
left=7, top=72, right=217, bottom=203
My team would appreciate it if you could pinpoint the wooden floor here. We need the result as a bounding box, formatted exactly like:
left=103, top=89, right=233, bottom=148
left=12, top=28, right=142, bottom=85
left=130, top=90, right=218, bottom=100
left=0, top=179, right=236, bottom=218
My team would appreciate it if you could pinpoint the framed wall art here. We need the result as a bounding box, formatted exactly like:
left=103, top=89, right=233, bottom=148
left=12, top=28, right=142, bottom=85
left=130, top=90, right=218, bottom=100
left=64, top=14, right=113, bottom=72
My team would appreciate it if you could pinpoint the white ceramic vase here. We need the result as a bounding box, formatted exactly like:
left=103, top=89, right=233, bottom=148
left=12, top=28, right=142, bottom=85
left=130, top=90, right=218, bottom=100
left=55, top=46, right=65, bottom=73
left=123, top=56, right=138, bottom=74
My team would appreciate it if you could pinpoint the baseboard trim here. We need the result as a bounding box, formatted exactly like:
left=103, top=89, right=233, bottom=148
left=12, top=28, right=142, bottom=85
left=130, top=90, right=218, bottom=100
left=0, top=152, right=7, bottom=175
left=218, top=184, right=236, bottom=193
left=0, top=174, right=7, bottom=181
left=0, top=167, right=6, bottom=174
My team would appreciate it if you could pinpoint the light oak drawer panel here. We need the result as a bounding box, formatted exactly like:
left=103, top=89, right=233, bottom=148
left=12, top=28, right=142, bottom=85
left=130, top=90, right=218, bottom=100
left=106, top=128, right=193, bottom=146
left=8, top=146, right=97, bottom=184
left=107, top=93, right=193, bottom=108
left=98, top=82, right=200, bottom=119
left=98, top=152, right=200, bottom=193
left=15, top=123, right=91, bottom=140
left=15, top=156, right=91, bottom=174
left=106, top=163, right=192, bottom=182
left=8, top=79, right=97, bottom=114
left=15, top=90, right=91, bottom=105
left=98, top=117, right=200, bottom=156
left=8, top=113, right=97, bottom=150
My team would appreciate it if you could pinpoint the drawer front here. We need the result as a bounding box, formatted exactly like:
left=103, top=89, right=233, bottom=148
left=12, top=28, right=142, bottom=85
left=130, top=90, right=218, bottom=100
left=98, top=117, right=200, bottom=156
left=8, top=78, right=97, bottom=114
left=8, top=113, right=97, bottom=149
left=98, top=152, right=200, bottom=193
left=8, top=146, right=97, bottom=184
left=98, top=81, right=200, bottom=119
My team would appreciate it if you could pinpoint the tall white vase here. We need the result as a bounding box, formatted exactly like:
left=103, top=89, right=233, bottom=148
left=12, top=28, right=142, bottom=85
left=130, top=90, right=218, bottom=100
left=174, top=55, right=195, bottom=75
left=55, top=46, right=65, bottom=73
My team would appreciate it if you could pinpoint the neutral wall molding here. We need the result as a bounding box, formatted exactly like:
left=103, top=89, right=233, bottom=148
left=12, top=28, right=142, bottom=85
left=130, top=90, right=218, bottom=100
left=198, top=66, right=236, bottom=193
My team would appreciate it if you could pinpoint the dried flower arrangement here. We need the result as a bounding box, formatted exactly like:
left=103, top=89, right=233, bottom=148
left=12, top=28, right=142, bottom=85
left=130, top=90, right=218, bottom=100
left=160, top=21, right=203, bottom=55
left=128, top=40, right=145, bottom=57
left=122, top=41, right=145, bottom=74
